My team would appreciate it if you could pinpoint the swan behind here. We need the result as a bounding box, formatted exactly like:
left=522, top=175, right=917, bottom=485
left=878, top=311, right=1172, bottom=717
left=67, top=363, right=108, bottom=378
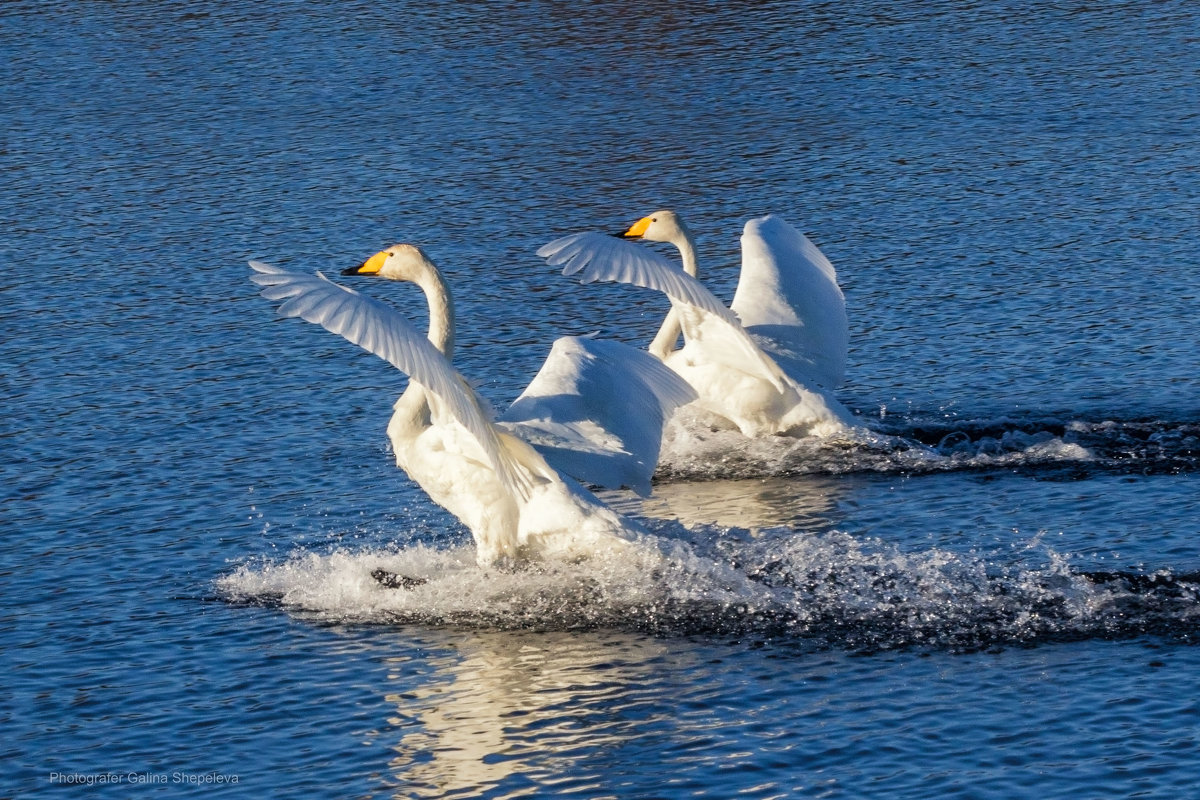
left=539, top=212, right=854, bottom=437
left=733, top=215, right=848, bottom=391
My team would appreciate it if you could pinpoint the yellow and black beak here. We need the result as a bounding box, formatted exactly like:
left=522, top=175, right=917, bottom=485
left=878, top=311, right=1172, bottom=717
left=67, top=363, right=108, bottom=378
left=342, top=249, right=388, bottom=276
left=615, top=215, right=653, bottom=239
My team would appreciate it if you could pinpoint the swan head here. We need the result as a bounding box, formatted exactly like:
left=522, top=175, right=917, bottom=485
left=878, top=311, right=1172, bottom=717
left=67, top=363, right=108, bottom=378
left=342, top=243, right=436, bottom=282
left=618, top=209, right=689, bottom=244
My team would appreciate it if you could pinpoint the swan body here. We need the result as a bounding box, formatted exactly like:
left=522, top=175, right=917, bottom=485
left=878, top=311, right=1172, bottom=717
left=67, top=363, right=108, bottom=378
left=249, top=245, right=693, bottom=567
left=538, top=212, right=854, bottom=438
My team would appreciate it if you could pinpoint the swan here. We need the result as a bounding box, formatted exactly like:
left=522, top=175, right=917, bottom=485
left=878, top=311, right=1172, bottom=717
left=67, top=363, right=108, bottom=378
left=537, top=211, right=854, bottom=438
left=249, top=244, right=694, bottom=567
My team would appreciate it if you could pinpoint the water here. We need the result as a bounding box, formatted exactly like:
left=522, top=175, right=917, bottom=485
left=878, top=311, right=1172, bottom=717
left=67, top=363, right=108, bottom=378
left=4, top=1, right=1200, bottom=797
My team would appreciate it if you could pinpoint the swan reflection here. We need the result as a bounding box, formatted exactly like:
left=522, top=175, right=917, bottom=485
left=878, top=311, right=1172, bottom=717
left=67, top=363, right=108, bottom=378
left=383, top=630, right=673, bottom=797
left=603, top=474, right=849, bottom=532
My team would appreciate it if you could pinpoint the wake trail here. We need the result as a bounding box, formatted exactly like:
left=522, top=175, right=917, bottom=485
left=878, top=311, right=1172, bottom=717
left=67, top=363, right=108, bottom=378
left=656, top=409, right=1200, bottom=480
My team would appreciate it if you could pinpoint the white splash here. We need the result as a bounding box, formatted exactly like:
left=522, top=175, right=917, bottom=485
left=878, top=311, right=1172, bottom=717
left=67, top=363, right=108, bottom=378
left=656, top=410, right=1094, bottom=480
left=218, top=535, right=772, bottom=631
left=218, top=522, right=1199, bottom=649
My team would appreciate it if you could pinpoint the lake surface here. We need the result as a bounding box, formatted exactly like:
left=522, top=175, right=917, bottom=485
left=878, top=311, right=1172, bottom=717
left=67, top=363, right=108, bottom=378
left=5, top=2, right=1200, bottom=797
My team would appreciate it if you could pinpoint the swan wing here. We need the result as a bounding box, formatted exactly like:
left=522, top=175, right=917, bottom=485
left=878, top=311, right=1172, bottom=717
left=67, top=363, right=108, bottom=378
left=732, top=215, right=848, bottom=389
left=538, top=233, right=739, bottom=324
left=499, top=336, right=696, bottom=495
left=538, top=233, right=788, bottom=391
left=248, top=260, right=531, bottom=498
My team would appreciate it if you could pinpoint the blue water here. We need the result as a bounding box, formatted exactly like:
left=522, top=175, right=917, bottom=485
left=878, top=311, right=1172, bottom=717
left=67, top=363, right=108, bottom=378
left=5, top=2, right=1200, bottom=797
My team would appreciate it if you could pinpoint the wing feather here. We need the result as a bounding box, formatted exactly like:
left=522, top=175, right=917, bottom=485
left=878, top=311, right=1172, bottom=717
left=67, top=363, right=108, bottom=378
left=538, top=233, right=789, bottom=391
left=538, top=233, right=739, bottom=324
left=733, top=215, right=848, bottom=389
left=499, top=336, right=696, bottom=494
left=248, top=260, right=530, bottom=498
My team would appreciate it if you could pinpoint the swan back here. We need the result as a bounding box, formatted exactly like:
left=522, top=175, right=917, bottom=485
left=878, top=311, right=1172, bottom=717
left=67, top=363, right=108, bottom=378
left=732, top=215, right=848, bottom=389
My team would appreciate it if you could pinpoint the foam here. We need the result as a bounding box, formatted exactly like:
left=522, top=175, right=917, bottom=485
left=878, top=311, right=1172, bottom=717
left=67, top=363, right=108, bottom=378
left=218, top=524, right=1200, bottom=650
left=218, top=535, right=771, bottom=632
left=656, top=412, right=1095, bottom=480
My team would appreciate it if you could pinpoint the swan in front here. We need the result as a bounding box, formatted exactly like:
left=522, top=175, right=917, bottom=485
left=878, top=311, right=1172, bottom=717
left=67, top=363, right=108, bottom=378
left=249, top=244, right=694, bottom=568
left=538, top=211, right=855, bottom=438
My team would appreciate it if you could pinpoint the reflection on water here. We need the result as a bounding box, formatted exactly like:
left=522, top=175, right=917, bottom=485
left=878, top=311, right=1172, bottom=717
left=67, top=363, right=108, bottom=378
left=604, top=474, right=848, bottom=531
left=383, top=630, right=672, bottom=798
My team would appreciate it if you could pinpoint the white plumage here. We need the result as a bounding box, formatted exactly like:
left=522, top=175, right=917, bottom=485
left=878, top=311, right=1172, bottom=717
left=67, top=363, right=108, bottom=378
left=538, top=212, right=854, bottom=438
left=249, top=244, right=693, bottom=567
left=499, top=336, right=695, bottom=496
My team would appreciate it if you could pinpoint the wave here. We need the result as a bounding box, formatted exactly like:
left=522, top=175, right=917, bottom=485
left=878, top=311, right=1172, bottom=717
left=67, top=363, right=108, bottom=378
left=656, top=409, right=1200, bottom=480
left=217, top=523, right=1200, bottom=653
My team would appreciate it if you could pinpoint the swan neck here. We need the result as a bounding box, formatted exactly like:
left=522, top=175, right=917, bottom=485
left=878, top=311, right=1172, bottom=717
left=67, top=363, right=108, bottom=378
left=391, top=264, right=451, bottom=441
left=648, top=307, right=682, bottom=360
left=390, top=383, right=430, bottom=441
left=649, top=225, right=698, bottom=358
left=674, top=226, right=699, bottom=277
left=414, top=265, right=455, bottom=360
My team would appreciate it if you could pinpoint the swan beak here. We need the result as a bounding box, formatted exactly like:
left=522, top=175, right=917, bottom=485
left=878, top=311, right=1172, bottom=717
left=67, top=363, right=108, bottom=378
left=342, top=250, right=388, bottom=276
left=618, top=215, right=653, bottom=239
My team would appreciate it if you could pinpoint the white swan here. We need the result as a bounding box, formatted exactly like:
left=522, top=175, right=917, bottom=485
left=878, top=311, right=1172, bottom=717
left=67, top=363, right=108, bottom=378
left=537, top=211, right=854, bottom=438
left=249, top=244, right=694, bottom=567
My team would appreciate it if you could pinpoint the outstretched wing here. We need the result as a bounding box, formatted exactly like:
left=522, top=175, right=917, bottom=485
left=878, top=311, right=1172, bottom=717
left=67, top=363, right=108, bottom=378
left=537, top=233, right=738, bottom=324
left=537, top=233, right=788, bottom=391
left=499, top=336, right=696, bottom=495
left=733, top=215, right=848, bottom=389
left=248, top=260, right=530, bottom=498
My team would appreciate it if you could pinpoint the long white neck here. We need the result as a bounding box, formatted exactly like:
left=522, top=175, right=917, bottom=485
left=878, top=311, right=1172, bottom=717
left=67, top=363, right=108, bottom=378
left=673, top=224, right=699, bottom=278
left=412, top=262, right=455, bottom=359
left=648, top=224, right=698, bottom=359
left=390, top=261, right=456, bottom=440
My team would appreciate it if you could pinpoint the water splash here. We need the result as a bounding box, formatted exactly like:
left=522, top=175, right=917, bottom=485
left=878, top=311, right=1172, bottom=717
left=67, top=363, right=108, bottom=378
left=657, top=411, right=1200, bottom=480
left=218, top=524, right=1200, bottom=652
left=657, top=412, right=1092, bottom=480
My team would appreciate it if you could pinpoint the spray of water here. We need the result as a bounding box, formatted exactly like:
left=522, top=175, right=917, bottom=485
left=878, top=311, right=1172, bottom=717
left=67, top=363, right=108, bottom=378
left=219, top=521, right=1200, bottom=652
